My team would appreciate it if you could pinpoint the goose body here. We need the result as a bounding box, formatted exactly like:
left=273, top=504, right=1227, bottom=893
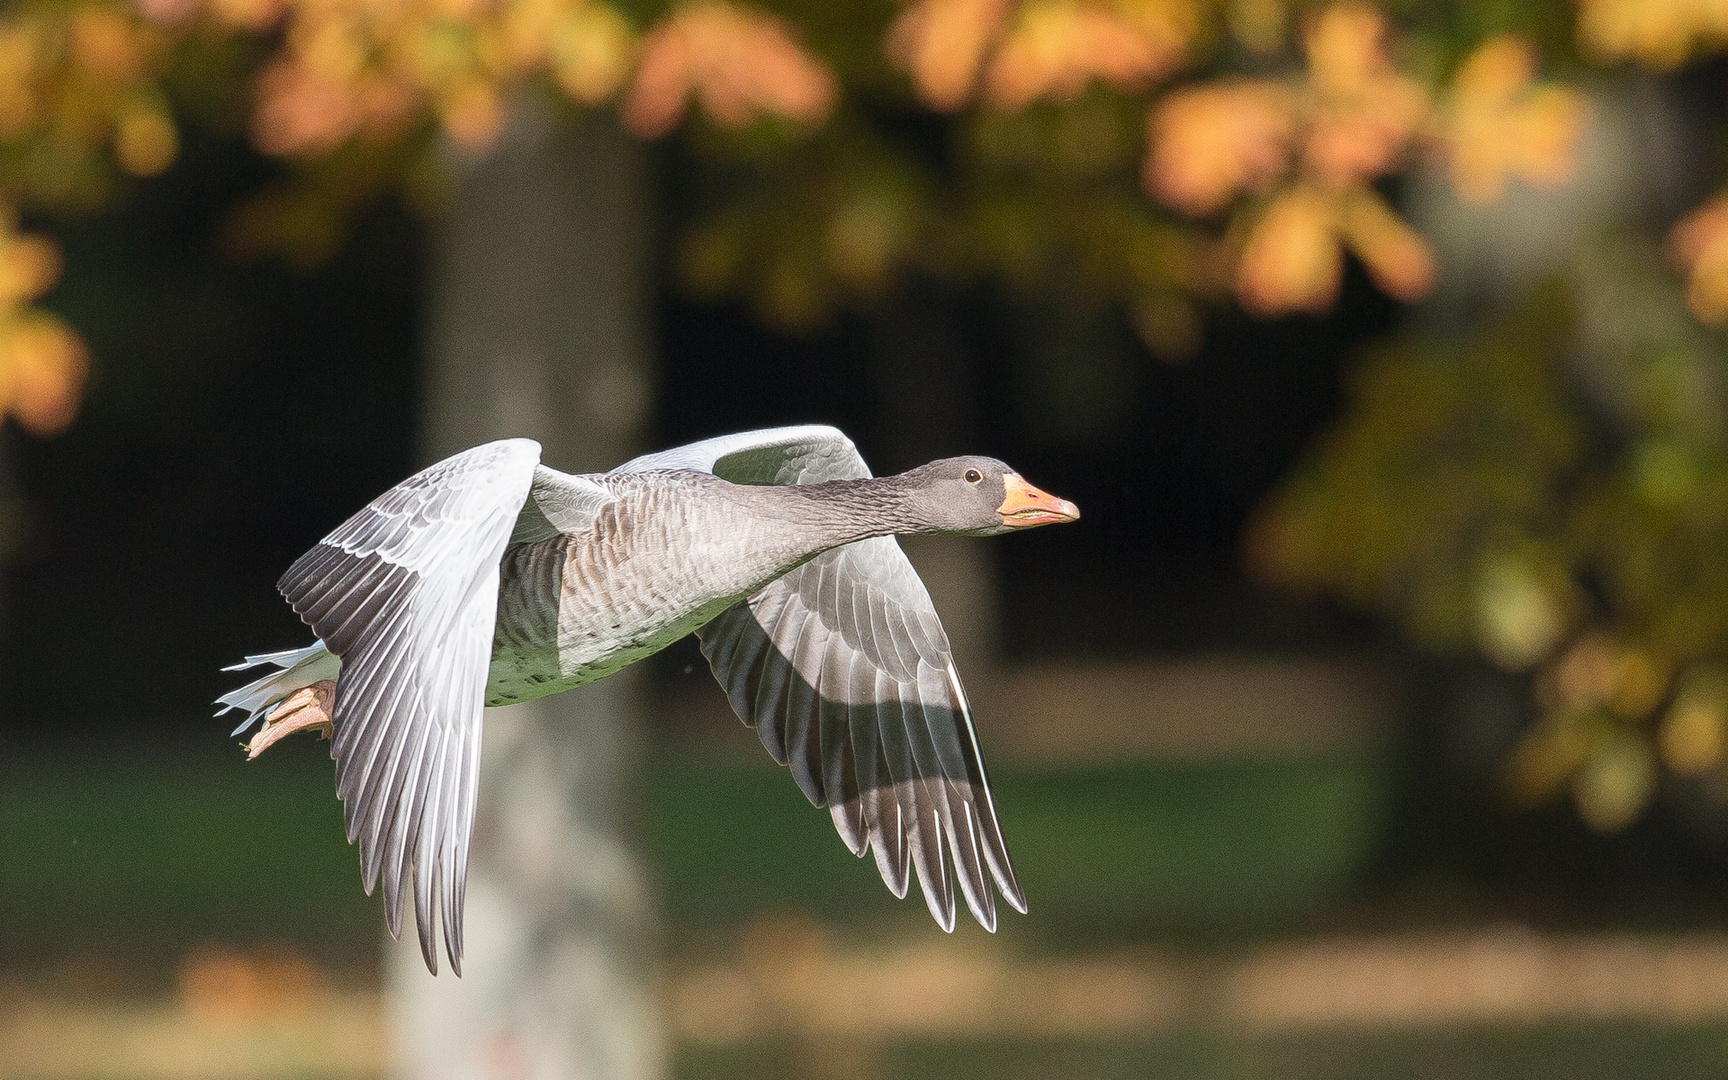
left=489, top=470, right=866, bottom=705
left=220, top=426, right=1079, bottom=975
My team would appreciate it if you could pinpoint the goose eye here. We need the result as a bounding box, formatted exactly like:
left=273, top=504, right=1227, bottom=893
left=964, top=469, right=982, bottom=484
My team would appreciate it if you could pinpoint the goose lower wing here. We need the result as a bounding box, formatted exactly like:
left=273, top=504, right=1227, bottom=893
left=641, top=425, right=1024, bottom=929
left=698, top=539, right=1024, bottom=930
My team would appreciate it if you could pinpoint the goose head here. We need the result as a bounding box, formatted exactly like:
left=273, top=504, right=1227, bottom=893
left=896, top=456, right=1080, bottom=536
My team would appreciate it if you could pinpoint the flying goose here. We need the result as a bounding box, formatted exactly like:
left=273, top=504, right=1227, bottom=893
left=219, top=425, right=1079, bottom=974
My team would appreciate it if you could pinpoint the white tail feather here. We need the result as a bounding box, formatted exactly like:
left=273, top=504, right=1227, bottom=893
left=216, top=641, right=341, bottom=736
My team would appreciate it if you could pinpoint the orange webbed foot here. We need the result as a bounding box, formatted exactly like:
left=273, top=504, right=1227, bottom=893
left=244, top=680, right=335, bottom=760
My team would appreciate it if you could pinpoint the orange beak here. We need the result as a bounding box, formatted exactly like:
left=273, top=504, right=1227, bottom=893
left=997, top=473, right=1081, bottom=528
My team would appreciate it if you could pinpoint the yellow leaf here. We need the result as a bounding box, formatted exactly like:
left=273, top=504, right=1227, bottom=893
left=1577, top=0, right=1728, bottom=69
left=1440, top=36, right=1588, bottom=206
left=115, top=103, right=178, bottom=176
left=1472, top=553, right=1564, bottom=669
left=983, top=0, right=1180, bottom=110
left=1225, top=0, right=1284, bottom=53
left=1128, top=289, right=1202, bottom=362
left=823, top=194, right=907, bottom=291
left=1303, top=2, right=1387, bottom=98
left=1506, top=707, right=1604, bottom=806
left=1662, top=667, right=1728, bottom=776
left=1573, top=729, right=1656, bottom=833
left=551, top=5, right=637, bottom=105
left=501, top=0, right=572, bottom=67
left=292, top=10, right=367, bottom=85
left=1116, top=0, right=1203, bottom=61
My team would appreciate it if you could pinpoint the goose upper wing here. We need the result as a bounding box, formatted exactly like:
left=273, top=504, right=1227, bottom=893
left=612, top=423, right=869, bottom=484
left=621, top=425, right=1025, bottom=930
left=277, top=438, right=547, bottom=975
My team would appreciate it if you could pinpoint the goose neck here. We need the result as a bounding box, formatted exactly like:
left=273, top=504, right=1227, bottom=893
left=768, top=474, right=935, bottom=545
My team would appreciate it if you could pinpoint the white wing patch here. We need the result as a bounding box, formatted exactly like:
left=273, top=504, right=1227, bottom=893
left=276, top=438, right=539, bottom=975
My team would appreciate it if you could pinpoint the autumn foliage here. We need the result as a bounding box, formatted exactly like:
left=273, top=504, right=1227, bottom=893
left=1145, top=9, right=1584, bottom=315
left=0, top=0, right=1607, bottom=434
left=11, top=0, right=1728, bottom=838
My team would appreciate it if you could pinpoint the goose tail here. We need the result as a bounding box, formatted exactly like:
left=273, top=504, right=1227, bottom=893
left=216, top=642, right=341, bottom=737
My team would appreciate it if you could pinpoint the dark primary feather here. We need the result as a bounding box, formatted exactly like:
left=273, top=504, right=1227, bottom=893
left=681, top=428, right=1026, bottom=931
left=277, top=438, right=540, bottom=975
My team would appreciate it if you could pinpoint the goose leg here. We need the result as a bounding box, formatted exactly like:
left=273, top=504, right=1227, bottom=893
left=244, top=681, right=336, bottom=760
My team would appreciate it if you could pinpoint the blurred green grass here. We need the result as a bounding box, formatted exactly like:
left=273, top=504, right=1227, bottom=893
left=650, top=754, right=1386, bottom=935
left=0, top=741, right=377, bottom=964
left=0, top=741, right=1386, bottom=959
left=680, top=1026, right=1728, bottom=1080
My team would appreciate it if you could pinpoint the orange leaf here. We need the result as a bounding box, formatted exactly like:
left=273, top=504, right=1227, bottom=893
left=886, top=0, right=1011, bottom=111
left=1339, top=187, right=1435, bottom=302
left=0, top=315, right=89, bottom=437
left=0, top=24, right=45, bottom=138
left=70, top=5, right=147, bottom=82
left=622, top=15, right=695, bottom=135
left=1235, top=185, right=1342, bottom=316
left=0, top=233, right=62, bottom=305
left=252, top=60, right=358, bottom=156
left=439, top=80, right=504, bottom=149
left=624, top=2, right=833, bottom=137
left=352, top=72, right=419, bottom=140
left=1302, top=94, right=1424, bottom=185
left=1298, top=4, right=1427, bottom=186
left=1670, top=193, right=1728, bottom=325
left=135, top=0, right=200, bottom=24
left=206, top=0, right=287, bottom=33
left=1145, top=81, right=1296, bottom=216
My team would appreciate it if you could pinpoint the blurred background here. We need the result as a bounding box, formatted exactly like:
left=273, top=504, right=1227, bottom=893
left=11, top=0, right=1728, bottom=1077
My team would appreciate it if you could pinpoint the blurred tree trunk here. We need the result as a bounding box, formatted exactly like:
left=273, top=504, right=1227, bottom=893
left=872, top=285, right=1000, bottom=677
left=388, top=107, right=666, bottom=1080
